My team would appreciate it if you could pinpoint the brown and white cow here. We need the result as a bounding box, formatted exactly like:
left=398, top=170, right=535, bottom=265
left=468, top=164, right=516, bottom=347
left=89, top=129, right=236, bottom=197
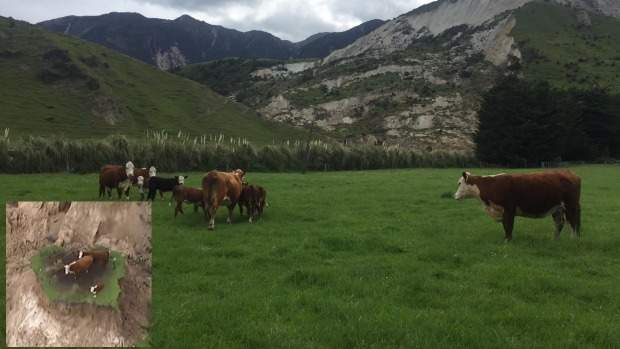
left=132, top=166, right=156, bottom=199
left=202, top=169, right=246, bottom=230
left=64, top=255, right=94, bottom=277
left=172, top=185, right=204, bottom=217
left=454, top=170, right=581, bottom=241
left=98, top=161, right=135, bottom=199
left=90, top=283, right=104, bottom=297
left=79, top=249, right=109, bottom=267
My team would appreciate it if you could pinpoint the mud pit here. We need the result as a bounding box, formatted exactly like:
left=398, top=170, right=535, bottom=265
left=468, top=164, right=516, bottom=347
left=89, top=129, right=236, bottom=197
left=5, top=202, right=151, bottom=347
left=32, top=246, right=126, bottom=307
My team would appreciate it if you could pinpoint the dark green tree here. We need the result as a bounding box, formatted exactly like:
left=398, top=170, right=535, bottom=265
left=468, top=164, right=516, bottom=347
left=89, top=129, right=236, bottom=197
left=475, top=76, right=569, bottom=166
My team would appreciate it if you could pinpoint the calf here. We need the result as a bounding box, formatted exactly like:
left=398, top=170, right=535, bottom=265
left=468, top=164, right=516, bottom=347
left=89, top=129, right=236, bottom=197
left=99, top=161, right=135, bottom=199
left=79, top=250, right=109, bottom=267
left=172, top=185, right=204, bottom=217
left=64, top=255, right=94, bottom=277
left=454, top=170, right=581, bottom=241
left=254, top=185, right=267, bottom=217
left=202, top=169, right=245, bottom=230
left=90, top=283, right=104, bottom=298
left=238, top=184, right=255, bottom=222
left=238, top=184, right=268, bottom=223
left=147, top=175, right=187, bottom=201
left=132, top=166, right=157, bottom=199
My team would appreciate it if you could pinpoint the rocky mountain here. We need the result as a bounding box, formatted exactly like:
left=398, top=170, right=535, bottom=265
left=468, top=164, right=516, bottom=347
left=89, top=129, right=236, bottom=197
left=0, top=16, right=305, bottom=141
left=207, top=0, right=620, bottom=153
left=38, top=13, right=384, bottom=70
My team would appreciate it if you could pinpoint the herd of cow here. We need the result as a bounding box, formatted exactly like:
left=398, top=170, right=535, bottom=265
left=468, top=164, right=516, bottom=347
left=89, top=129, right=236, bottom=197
left=98, top=161, right=267, bottom=230
left=98, top=161, right=585, bottom=239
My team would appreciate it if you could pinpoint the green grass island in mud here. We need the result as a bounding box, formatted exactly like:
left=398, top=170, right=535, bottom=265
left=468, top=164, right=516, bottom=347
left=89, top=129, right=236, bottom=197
left=31, top=245, right=126, bottom=308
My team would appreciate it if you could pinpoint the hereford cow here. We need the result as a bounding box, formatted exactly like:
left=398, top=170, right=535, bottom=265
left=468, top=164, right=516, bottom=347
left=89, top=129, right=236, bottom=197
left=98, top=161, right=135, bottom=199
left=132, top=166, right=157, bottom=199
left=172, top=185, right=204, bottom=217
left=202, top=169, right=246, bottom=230
left=64, top=255, right=94, bottom=277
left=79, top=249, right=109, bottom=267
left=147, top=175, right=187, bottom=201
left=454, top=170, right=581, bottom=241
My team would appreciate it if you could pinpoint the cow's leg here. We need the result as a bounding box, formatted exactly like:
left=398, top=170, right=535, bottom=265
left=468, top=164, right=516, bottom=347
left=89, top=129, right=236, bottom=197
left=226, top=202, right=236, bottom=224
left=552, top=207, right=566, bottom=240
left=207, top=204, right=217, bottom=230
left=502, top=210, right=515, bottom=242
left=565, top=201, right=581, bottom=238
left=174, top=202, right=182, bottom=217
left=116, top=187, right=122, bottom=199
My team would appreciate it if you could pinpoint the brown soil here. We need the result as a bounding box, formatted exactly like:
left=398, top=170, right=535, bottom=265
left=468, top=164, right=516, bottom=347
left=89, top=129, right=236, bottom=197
left=5, top=202, right=151, bottom=347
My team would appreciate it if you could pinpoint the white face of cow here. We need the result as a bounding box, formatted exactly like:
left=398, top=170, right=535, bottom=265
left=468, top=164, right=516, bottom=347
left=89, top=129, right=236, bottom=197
left=177, top=176, right=185, bottom=185
left=64, top=264, right=71, bottom=275
left=454, top=172, right=480, bottom=200
left=149, top=166, right=157, bottom=177
left=125, top=161, right=135, bottom=177
left=137, top=176, right=144, bottom=187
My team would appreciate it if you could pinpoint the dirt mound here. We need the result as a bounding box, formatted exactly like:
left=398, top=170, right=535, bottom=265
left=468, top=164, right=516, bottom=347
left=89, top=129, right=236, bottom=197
left=5, top=202, right=151, bottom=347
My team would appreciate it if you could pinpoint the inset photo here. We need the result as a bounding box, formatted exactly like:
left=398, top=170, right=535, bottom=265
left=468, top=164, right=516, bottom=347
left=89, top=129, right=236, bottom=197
left=5, top=202, right=151, bottom=347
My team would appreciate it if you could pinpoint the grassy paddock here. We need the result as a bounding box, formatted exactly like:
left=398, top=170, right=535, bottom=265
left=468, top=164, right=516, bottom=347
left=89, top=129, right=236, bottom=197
left=1, top=165, right=619, bottom=348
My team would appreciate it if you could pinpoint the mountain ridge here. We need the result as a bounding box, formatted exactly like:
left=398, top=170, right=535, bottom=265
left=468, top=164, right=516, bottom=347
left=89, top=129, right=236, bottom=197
left=38, top=13, right=384, bottom=70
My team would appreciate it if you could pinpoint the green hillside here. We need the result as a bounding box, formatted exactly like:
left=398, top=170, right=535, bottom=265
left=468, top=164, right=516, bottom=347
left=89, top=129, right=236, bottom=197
left=0, top=17, right=305, bottom=142
left=513, top=1, right=620, bottom=93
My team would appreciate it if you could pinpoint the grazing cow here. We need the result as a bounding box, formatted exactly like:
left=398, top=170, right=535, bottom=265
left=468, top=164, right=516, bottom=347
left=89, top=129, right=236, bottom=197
left=64, top=255, right=94, bottom=277
left=79, top=250, right=109, bottom=267
left=172, top=185, right=204, bottom=217
left=90, top=283, right=104, bottom=297
left=202, top=169, right=245, bottom=230
left=454, top=170, right=581, bottom=241
left=98, top=161, right=135, bottom=199
left=147, top=175, right=187, bottom=201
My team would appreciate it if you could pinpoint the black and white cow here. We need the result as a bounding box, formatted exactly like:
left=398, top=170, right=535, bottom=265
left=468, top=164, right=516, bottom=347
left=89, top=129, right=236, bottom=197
left=147, top=175, right=187, bottom=201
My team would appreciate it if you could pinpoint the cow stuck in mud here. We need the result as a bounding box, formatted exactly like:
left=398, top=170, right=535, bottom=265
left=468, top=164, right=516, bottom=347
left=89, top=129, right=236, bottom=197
left=454, top=171, right=581, bottom=241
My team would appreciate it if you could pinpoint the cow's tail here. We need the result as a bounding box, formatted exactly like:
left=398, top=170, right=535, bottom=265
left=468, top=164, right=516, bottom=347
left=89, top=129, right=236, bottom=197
left=204, top=173, right=219, bottom=209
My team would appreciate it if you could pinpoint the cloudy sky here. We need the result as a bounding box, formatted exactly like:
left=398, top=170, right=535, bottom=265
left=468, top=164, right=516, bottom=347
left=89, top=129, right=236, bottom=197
left=0, top=0, right=433, bottom=41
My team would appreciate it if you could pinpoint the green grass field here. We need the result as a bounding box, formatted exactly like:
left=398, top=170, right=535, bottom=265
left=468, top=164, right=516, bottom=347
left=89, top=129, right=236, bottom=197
left=1, top=165, right=619, bottom=347
left=31, top=246, right=126, bottom=308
